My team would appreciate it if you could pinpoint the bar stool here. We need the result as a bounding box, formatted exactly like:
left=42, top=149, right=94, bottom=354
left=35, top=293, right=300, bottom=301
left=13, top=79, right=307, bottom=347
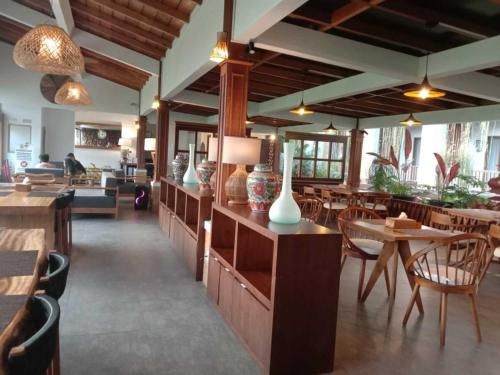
left=55, top=192, right=73, bottom=257
left=39, top=252, right=70, bottom=375
left=7, top=295, right=60, bottom=375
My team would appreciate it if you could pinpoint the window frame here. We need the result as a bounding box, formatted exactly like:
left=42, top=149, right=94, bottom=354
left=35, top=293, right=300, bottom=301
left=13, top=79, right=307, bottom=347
left=174, top=122, right=217, bottom=163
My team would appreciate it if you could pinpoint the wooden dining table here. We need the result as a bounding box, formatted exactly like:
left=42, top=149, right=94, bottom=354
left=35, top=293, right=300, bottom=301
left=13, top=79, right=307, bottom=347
left=344, top=219, right=457, bottom=319
left=0, top=228, right=48, bottom=375
left=445, top=208, right=500, bottom=224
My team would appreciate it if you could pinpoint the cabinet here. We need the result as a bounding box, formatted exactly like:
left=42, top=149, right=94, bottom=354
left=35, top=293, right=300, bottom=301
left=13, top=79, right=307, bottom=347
left=158, top=177, right=213, bottom=280
left=208, top=203, right=342, bottom=374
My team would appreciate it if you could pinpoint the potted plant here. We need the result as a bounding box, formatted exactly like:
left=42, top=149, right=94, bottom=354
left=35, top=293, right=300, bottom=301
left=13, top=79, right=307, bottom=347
left=441, top=174, right=488, bottom=208
left=367, top=128, right=415, bottom=200
left=428, top=153, right=460, bottom=207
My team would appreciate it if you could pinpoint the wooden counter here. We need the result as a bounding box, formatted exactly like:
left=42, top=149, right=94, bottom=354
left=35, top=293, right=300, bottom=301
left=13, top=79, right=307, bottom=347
left=0, top=229, right=48, bottom=375
left=0, top=189, right=59, bottom=249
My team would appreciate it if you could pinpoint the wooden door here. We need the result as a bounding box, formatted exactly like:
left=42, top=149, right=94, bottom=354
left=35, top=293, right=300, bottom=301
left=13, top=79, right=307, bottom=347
left=207, top=253, right=221, bottom=304
left=183, top=232, right=197, bottom=276
left=218, top=265, right=233, bottom=321
left=231, top=277, right=250, bottom=336
left=244, top=287, right=271, bottom=369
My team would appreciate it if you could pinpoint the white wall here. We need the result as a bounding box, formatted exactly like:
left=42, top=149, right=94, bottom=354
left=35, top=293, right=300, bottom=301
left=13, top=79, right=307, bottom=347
left=42, top=108, right=75, bottom=161
left=74, top=148, right=121, bottom=170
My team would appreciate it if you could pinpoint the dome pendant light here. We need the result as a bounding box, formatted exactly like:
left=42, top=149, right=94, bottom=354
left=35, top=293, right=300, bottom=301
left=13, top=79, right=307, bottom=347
left=290, top=91, right=314, bottom=115
left=323, top=118, right=337, bottom=133
left=13, top=24, right=84, bottom=75
left=55, top=81, right=91, bottom=105
left=400, top=113, right=422, bottom=127
left=404, top=55, right=445, bottom=99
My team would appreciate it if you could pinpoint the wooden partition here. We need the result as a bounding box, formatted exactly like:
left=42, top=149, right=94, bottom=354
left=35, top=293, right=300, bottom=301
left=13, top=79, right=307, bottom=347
left=159, top=177, right=213, bottom=280
left=208, top=203, right=342, bottom=374
left=388, top=199, right=443, bottom=226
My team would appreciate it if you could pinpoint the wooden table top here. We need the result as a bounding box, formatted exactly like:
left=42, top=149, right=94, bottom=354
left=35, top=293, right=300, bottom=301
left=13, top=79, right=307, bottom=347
left=0, top=183, right=67, bottom=192
left=445, top=208, right=500, bottom=223
left=0, top=229, right=47, bottom=364
left=0, top=183, right=67, bottom=215
left=345, top=219, right=456, bottom=242
left=311, top=184, right=385, bottom=196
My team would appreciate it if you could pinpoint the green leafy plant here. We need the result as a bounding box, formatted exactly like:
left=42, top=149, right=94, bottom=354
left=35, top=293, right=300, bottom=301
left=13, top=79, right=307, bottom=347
left=441, top=174, right=488, bottom=208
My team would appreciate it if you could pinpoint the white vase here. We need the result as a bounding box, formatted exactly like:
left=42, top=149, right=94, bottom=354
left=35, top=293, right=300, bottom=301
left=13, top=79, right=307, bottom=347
left=183, top=144, right=199, bottom=184
left=269, top=142, right=301, bottom=224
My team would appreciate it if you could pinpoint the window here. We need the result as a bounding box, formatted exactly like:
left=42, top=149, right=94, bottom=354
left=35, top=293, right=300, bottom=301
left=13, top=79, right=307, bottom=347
left=174, top=123, right=217, bottom=165
left=285, top=131, right=348, bottom=181
left=412, top=137, right=421, bottom=166
left=486, top=136, right=500, bottom=171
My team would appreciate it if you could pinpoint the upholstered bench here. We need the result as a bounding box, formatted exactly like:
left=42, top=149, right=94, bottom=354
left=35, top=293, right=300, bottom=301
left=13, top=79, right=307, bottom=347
left=72, top=187, right=119, bottom=219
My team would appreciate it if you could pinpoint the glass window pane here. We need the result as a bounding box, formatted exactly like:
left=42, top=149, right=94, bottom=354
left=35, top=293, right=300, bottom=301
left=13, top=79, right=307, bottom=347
left=290, top=139, right=302, bottom=157
left=197, top=132, right=212, bottom=152
left=329, top=162, right=343, bottom=179
left=303, top=140, right=315, bottom=158
left=178, top=130, right=196, bottom=150
left=316, top=161, right=328, bottom=178
left=317, top=141, right=329, bottom=159
left=331, top=142, right=344, bottom=160
left=196, top=153, right=206, bottom=166
left=301, top=160, right=314, bottom=177
left=292, top=159, right=300, bottom=177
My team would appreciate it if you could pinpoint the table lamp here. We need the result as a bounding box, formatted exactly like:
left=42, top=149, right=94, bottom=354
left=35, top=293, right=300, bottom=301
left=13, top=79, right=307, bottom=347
left=222, top=136, right=261, bottom=205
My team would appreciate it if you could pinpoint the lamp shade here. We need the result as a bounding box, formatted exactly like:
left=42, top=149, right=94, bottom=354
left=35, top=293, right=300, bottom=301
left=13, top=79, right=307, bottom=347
left=208, top=137, right=218, bottom=162
left=13, top=24, right=84, bottom=75
left=144, top=138, right=156, bottom=151
left=55, top=81, right=91, bottom=105
left=118, top=138, right=132, bottom=147
left=222, top=136, right=261, bottom=165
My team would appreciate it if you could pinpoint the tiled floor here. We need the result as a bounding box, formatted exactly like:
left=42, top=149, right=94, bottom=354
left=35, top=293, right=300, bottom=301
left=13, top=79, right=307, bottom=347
left=60, top=203, right=500, bottom=374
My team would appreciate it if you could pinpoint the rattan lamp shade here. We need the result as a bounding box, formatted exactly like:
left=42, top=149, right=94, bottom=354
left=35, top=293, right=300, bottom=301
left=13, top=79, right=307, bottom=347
left=13, top=25, right=84, bottom=75
left=55, top=81, right=91, bottom=105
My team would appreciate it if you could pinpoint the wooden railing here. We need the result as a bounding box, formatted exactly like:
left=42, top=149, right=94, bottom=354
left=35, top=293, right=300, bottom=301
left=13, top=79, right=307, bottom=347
left=388, top=199, right=443, bottom=226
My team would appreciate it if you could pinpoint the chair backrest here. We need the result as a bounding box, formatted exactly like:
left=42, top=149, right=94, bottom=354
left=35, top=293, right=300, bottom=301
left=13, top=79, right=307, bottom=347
left=488, top=223, right=500, bottom=248
left=299, top=198, right=323, bottom=223
left=25, top=168, right=64, bottom=178
left=405, top=233, right=493, bottom=288
left=429, top=211, right=453, bottom=230
left=55, top=192, right=73, bottom=210
left=7, top=295, right=60, bottom=375
left=39, top=252, right=70, bottom=300
left=338, top=207, right=382, bottom=257
left=303, top=186, right=316, bottom=198
left=320, top=189, right=331, bottom=200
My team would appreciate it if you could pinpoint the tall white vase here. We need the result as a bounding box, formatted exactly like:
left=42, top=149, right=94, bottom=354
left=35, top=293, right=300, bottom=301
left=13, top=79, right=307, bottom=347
left=183, top=144, right=199, bottom=184
left=269, top=142, right=301, bottom=224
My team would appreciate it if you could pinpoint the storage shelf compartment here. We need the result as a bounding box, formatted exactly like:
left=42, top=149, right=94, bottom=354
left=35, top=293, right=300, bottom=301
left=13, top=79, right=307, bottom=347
left=167, top=183, right=176, bottom=211
left=160, top=178, right=167, bottom=204
left=235, top=223, right=274, bottom=301
left=211, top=209, right=236, bottom=266
left=236, top=270, right=272, bottom=306
left=185, top=195, right=199, bottom=236
left=175, top=190, right=186, bottom=220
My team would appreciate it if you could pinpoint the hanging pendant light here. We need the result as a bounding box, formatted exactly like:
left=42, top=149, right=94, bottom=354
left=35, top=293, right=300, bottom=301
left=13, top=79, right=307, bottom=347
left=400, top=113, right=422, bottom=126
left=13, top=24, right=84, bottom=75
left=404, top=55, right=445, bottom=99
left=209, top=32, right=229, bottom=63
left=245, top=114, right=255, bottom=125
left=290, top=72, right=314, bottom=115
left=323, top=120, right=337, bottom=133
left=152, top=95, right=160, bottom=109
left=55, top=81, right=91, bottom=105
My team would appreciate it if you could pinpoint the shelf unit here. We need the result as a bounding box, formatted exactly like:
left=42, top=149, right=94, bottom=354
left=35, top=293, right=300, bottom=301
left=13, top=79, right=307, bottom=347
left=158, top=177, right=213, bottom=280
left=208, top=203, right=342, bottom=374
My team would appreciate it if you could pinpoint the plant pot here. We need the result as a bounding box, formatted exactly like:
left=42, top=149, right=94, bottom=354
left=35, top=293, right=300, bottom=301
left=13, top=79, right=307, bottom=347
left=247, top=164, right=277, bottom=212
left=428, top=199, right=453, bottom=208
left=392, top=194, right=415, bottom=202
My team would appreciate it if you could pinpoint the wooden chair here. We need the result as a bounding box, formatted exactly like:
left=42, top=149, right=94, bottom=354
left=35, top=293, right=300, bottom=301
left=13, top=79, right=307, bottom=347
left=358, top=192, right=391, bottom=217
left=430, top=211, right=488, bottom=234
left=321, top=189, right=349, bottom=225
left=403, top=233, right=494, bottom=346
left=299, top=198, right=323, bottom=223
left=488, top=223, right=500, bottom=261
left=302, top=186, right=317, bottom=199
left=338, top=207, right=391, bottom=301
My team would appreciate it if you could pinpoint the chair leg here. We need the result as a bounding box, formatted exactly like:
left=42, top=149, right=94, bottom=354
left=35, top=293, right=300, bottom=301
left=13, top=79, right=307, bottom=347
left=340, top=254, right=347, bottom=271
left=53, top=333, right=61, bottom=375
left=440, top=292, right=448, bottom=346
left=383, top=266, right=391, bottom=297
left=469, top=293, right=482, bottom=342
left=324, top=209, right=331, bottom=225
left=403, top=284, right=420, bottom=325
left=357, top=259, right=366, bottom=301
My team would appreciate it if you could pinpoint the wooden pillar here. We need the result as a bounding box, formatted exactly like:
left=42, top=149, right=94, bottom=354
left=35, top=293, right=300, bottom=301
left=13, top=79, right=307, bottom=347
left=155, top=100, right=169, bottom=182
left=347, top=129, right=365, bottom=188
left=215, top=60, right=252, bottom=204
left=136, top=115, right=147, bottom=169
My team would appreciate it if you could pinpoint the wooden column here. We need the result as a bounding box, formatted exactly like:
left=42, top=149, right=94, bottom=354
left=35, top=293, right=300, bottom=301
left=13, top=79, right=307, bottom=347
left=347, top=129, right=365, bottom=188
left=136, top=115, right=147, bottom=169
left=155, top=100, right=169, bottom=182
left=215, top=60, right=252, bottom=204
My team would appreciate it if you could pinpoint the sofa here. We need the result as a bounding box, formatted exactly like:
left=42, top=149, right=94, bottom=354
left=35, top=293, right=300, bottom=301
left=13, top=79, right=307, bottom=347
left=24, top=167, right=70, bottom=184
left=72, top=187, right=119, bottom=218
left=101, top=169, right=149, bottom=199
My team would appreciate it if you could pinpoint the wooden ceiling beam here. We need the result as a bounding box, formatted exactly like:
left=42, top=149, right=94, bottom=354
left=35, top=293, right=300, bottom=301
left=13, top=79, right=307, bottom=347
left=76, top=18, right=164, bottom=59
left=253, top=65, right=331, bottom=85
left=136, top=0, right=190, bottom=23
left=268, top=55, right=357, bottom=79
left=89, top=0, right=180, bottom=37
left=375, top=1, right=497, bottom=40
left=72, top=2, right=172, bottom=49
left=320, top=0, right=386, bottom=32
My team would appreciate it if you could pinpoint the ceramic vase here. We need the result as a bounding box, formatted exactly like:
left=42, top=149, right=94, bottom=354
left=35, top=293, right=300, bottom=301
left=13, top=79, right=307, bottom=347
left=247, top=164, right=277, bottom=212
left=269, top=143, right=301, bottom=224
left=172, top=154, right=188, bottom=182
left=183, top=144, right=199, bottom=184
left=196, top=159, right=216, bottom=190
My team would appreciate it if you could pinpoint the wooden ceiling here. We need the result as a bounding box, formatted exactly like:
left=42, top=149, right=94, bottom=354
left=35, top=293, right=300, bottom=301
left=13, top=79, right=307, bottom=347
left=287, top=0, right=500, bottom=56
left=0, top=14, right=150, bottom=90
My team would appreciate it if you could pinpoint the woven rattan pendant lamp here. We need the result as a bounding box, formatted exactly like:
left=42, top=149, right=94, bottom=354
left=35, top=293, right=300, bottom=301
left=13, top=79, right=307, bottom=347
left=13, top=24, right=84, bottom=75
left=55, top=81, right=91, bottom=105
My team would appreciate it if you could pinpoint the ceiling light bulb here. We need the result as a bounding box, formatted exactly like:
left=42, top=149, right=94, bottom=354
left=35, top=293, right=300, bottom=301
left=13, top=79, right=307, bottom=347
left=298, top=107, right=305, bottom=115
left=270, top=134, right=276, bottom=141
left=68, top=87, right=80, bottom=99
left=40, top=36, right=61, bottom=57
left=418, top=87, right=430, bottom=99
left=152, top=96, right=160, bottom=110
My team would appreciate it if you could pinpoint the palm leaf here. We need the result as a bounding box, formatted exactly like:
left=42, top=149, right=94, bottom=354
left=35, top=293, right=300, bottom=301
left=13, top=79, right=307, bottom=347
left=366, top=152, right=391, bottom=165
left=404, top=128, right=412, bottom=161
left=389, top=146, right=399, bottom=171
left=444, top=162, right=460, bottom=185
left=433, top=153, right=447, bottom=179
